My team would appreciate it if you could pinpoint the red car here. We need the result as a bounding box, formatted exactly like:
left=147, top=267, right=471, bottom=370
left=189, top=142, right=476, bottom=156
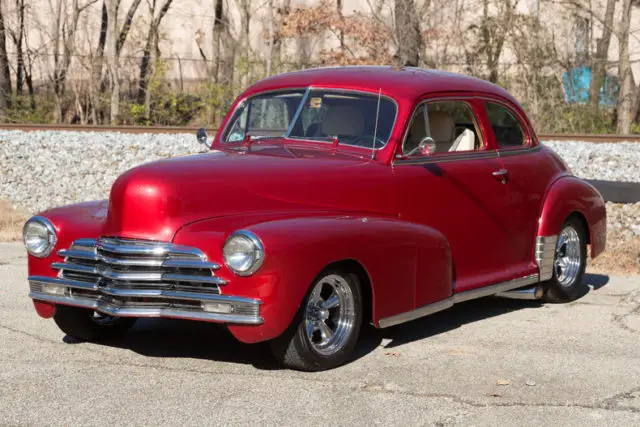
left=24, top=67, right=606, bottom=371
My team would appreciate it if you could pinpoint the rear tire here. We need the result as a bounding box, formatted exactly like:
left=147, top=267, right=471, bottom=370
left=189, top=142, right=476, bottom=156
left=542, top=217, right=587, bottom=303
left=54, top=305, right=136, bottom=342
left=270, top=269, right=363, bottom=371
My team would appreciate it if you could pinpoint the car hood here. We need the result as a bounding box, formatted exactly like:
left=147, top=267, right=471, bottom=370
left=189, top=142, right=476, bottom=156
left=104, top=145, right=395, bottom=241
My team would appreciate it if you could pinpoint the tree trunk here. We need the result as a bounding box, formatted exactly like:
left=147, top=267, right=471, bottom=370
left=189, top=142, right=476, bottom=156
left=266, top=0, right=274, bottom=77
left=239, top=0, right=251, bottom=88
left=137, top=0, right=173, bottom=106
left=0, top=3, right=12, bottom=110
left=394, top=0, right=421, bottom=67
left=615, top=0, right=634, bottom=134
left=106, top=0, right=120, bottom=124
left=117, top=0, right=142, bottom=55
left=589, top=0, right=616, bottom=111
left=14, top=0, right=25, bottom=96
left=92, top=1, right=108, bottom=121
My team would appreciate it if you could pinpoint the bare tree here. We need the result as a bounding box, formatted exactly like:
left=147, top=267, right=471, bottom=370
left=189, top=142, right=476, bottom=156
left=588, top=0, right=616, bottom=111
left=0, top=2, right=12, bottom=113
left=265, top=0, right=276, bottom=77
left=10, top=0, right=26, bottom=96
left=51, top=0, right=98, bottom=122
left=137, top=0, right=173, bottom=119
left=394, top=0, right=421, bottom=66
left=615, top=0, right=634, bottom=134
left=238, top=0, right=251, bottom=87
left=105, top=0, right=119, bottom=123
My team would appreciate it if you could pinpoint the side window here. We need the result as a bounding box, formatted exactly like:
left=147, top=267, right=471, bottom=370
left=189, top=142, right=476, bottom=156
left=485, top=102, right=527, bottom=148
left=403, top=100, right=482, bottom=156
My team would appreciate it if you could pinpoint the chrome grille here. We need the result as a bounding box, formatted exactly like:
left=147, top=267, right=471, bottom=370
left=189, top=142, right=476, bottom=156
left=54, top=237, right=225, bottom=294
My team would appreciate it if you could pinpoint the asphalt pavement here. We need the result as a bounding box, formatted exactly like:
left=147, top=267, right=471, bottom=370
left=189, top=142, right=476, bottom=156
left=1, top=242, right=639, bottom=426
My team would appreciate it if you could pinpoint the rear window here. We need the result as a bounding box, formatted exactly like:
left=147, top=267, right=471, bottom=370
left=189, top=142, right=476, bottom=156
left=485, top=102, right=527, bottom=148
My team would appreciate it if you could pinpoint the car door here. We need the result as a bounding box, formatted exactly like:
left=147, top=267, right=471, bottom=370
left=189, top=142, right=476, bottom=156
left=480, top=97, right=558, bottom=278
left=393, top=97, right=517, bottom=306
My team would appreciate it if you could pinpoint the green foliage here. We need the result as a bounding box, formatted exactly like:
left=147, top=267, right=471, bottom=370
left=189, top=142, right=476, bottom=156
left=533, top=104, right=615, bottom=134
left=7, top=95, right=55, bottom=124
left=631, top=122, right=640, bottom=134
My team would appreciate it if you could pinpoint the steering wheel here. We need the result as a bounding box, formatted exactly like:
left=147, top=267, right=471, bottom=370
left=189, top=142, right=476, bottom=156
left=351, top=135, right=386, bottom=148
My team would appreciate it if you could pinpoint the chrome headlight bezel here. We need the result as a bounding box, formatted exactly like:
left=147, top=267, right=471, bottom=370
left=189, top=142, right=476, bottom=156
left=222, top=230, right=265, bottom=276
left=23, top=216, right=57, bottom=258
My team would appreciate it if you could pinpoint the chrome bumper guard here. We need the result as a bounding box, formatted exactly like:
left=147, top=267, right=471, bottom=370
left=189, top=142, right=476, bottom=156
left=29, top=276, right=263, bottom=324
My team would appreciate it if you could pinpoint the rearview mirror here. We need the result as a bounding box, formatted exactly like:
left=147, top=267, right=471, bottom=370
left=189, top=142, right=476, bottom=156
left=196, top=127, right=211, bottom=148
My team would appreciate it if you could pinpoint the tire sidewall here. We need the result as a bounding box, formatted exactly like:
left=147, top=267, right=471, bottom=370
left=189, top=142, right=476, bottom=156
left=545, top=217, right=588, bottom=302
left=293, top=270, right=363, bottom=371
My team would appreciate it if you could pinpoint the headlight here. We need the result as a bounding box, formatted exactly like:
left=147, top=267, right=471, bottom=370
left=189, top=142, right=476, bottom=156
left=223, top=230, right=265, bottom=276
left=23, top=216, right=57, bottom=258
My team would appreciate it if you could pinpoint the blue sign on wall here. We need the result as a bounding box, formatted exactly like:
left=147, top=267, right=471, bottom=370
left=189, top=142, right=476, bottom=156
left=562, top=66, right=618, bottom=106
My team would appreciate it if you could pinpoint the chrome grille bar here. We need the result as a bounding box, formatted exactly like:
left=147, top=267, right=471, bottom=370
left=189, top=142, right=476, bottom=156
left=29, top=237, right=262, bottom=324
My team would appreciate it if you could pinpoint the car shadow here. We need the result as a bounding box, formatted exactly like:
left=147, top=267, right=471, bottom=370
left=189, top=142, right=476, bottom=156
left=62, top=273, right=610, bottom=369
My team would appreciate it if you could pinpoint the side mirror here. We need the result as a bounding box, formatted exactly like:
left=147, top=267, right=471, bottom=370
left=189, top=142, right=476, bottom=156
left=418, top=137, right=436, bottom=155
left=196, top=127, right=211, bottom=148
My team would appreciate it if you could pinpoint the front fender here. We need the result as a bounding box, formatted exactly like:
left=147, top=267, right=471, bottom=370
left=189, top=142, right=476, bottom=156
left=173, top=214, right=451, bottom=343
left=27, top=200, right=109, bottom=279
left=537, top=176, right=606, bottom=258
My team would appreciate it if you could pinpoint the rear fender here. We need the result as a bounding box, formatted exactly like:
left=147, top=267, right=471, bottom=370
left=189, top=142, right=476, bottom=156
left=537, top=176, right=606, bottom=258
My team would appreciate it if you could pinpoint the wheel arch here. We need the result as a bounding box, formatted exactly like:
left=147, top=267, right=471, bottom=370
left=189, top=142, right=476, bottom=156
left=537, top=176, right=606, bottom=258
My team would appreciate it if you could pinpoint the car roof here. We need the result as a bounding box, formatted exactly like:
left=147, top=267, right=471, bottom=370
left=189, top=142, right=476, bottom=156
left=246, top=66, right=520, bottom=105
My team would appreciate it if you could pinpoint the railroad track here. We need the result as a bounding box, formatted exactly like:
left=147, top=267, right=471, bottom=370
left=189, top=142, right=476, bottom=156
left=0, top=123, right=639, bottom=143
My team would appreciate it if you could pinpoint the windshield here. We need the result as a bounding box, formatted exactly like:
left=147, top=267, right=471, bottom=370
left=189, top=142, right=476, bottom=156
left=222, top=88, right=397, bottom=149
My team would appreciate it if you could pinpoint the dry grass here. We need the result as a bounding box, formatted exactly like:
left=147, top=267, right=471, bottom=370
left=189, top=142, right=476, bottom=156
left=588, top=233, right=640, bottom=276
left=0, top=200, right=28, bottom=242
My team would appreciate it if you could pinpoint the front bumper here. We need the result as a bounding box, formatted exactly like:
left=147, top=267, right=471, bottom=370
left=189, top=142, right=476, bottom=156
left=29, top=276, right=263, bottom=324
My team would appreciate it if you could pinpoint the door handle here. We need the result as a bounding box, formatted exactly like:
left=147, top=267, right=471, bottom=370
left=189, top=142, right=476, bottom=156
left=492, top=169, right=508, bottom=183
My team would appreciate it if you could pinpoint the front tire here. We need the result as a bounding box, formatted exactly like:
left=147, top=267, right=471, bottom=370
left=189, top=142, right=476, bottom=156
left=54, top=305, right=136, bottom=342
left=543, top=217, right=588, bottom=303
left=270, top=269, right=363, bottom=371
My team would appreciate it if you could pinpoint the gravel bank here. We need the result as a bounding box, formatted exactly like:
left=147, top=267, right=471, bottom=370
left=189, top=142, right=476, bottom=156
left=544, top=141, right=640, bottom=183
left=0, top=130, right=639, bottom=215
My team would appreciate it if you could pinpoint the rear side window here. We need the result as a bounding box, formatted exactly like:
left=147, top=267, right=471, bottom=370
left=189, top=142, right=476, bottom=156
left=485, top=102, right=527, bottom=148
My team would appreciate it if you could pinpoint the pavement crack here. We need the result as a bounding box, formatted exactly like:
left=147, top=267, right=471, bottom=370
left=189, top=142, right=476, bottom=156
left=0, top=323, right=59, bottom=344
left=611, top=289, right=640, bottom=335
left=356, top=384, right=640, bottom=414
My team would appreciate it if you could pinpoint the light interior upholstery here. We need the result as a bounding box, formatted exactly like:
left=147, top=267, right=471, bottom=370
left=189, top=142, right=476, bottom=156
left=321, top=105, right=365, bottom=136
left=449, top=129, right=475, bottom=151
left=428, top=111, right=456, bottom=149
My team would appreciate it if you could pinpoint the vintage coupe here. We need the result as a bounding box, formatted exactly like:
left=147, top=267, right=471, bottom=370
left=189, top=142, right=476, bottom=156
left=24, top=67, right=606, bottom=371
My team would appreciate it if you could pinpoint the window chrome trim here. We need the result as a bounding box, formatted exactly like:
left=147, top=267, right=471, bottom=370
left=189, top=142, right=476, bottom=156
left=396, top=96, right=487, bottom=162
left=378, top=274, right=540, bottom=328
left=477, top=96, right=534, bottom=149
left=394, top=150, right=499, bottom=166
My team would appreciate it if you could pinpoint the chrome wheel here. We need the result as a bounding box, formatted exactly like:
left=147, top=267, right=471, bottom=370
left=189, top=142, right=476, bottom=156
left=554, top=226, right=582, bottom=287
left=304, top=274, right=356, bottom=356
